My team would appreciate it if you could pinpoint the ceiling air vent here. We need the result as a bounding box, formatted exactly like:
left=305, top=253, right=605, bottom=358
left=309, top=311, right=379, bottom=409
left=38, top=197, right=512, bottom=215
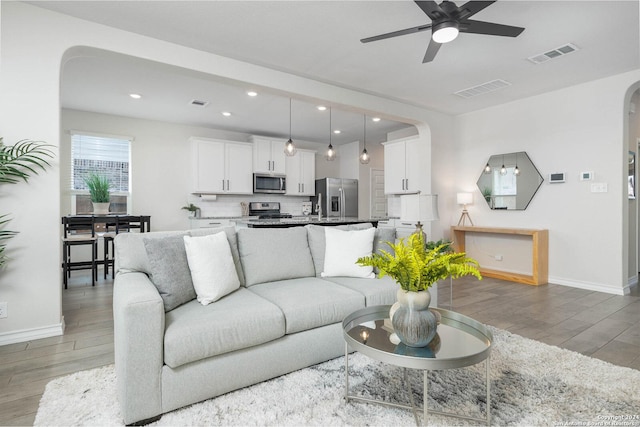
left=528, top=43, right=579, bottom=64
left=454, top=79, right=512, bottom=99
left=189, top=99, right=209, bottom=107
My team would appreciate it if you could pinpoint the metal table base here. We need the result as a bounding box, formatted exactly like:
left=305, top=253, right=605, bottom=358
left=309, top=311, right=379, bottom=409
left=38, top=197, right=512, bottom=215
left=344, top=343, right=491, bottom=426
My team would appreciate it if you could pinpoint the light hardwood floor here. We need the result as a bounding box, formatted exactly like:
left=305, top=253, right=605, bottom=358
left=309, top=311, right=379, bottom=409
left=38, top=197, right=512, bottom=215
left=1, top=271, right=639, bottom=426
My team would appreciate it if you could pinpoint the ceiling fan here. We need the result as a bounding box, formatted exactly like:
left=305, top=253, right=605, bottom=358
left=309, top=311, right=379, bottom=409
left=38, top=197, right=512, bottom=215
left=361, top=0, right=525, bottom=63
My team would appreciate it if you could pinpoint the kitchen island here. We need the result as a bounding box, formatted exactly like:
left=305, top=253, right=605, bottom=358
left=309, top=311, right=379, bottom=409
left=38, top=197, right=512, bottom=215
left=236, top=217, right=381, bottom=228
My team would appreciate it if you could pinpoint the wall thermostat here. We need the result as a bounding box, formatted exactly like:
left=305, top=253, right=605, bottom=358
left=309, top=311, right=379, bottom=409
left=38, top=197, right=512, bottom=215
left=580, top=171, right=593, bottom=181
left=549, top=172, right=565, bottom=183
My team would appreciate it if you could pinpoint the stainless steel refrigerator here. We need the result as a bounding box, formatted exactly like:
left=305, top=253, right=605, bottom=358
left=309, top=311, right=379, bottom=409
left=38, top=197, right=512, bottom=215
left=311, top=178, right=358, bottom=218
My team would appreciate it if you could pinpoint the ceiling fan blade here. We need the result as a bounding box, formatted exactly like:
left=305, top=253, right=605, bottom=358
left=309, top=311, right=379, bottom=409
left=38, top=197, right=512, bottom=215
left=414, top=0, right=447, bottom=20
left=423, top=39, right=442, bottom=63
left=457, top=1, right=497, bottom=20
left=361, top=24, right=432, bottom=43
left=460, top=19, right=525, bottom=37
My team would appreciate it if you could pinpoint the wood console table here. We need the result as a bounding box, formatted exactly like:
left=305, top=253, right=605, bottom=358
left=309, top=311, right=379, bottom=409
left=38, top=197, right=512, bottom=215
left=451, top=226, right=549, bottom=286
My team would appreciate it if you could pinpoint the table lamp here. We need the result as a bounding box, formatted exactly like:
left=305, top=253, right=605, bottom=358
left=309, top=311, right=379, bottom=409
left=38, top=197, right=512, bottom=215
left=413, top=194, right=439, bottom=241
left=456, top=192, right=474, bottom=226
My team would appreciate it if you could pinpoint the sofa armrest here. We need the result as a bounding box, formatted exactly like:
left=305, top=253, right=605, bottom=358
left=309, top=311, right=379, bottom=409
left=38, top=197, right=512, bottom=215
left=113, top=271, right=165, bottom=424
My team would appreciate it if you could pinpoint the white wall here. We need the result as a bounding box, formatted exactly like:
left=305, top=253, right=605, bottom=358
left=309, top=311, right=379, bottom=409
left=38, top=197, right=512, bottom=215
left=0, top=2, right=441, bottom=343
left=446, top=70, right=640, bottom=295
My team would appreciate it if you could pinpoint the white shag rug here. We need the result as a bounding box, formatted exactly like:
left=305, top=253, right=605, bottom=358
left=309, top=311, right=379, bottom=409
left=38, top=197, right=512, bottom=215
left=35, top=327, right=640, bottom=426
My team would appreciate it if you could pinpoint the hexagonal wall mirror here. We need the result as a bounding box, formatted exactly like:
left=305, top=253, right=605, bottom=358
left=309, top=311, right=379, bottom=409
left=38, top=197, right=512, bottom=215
left=476, top=152, right=543, bottom=210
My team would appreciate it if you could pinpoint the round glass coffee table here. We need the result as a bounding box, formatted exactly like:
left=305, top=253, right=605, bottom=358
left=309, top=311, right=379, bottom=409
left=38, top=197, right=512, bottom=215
left=342, top=305, right=493, bottom=426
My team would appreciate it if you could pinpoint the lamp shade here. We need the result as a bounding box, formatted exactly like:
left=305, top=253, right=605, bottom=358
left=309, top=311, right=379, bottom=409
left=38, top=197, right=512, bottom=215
left=457, top=192, right=473, bottom=205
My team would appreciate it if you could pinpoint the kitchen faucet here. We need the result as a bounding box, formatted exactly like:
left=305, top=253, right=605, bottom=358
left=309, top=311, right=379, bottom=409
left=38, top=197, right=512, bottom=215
left=316, top=193, right=322, bottom=220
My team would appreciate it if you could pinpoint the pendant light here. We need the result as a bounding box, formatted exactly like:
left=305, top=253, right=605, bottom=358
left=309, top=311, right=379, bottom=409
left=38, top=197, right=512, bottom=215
left=514, top=152, right=520, bottom=176
left=326, top=107, right=336, bottom=161
left=484, top=162, right=492, bottom=174
left=283, top=98, right=297, bottom=156
left=499, top=154, right=507, bottom=176
left=359, top=114, right=370, bottom=164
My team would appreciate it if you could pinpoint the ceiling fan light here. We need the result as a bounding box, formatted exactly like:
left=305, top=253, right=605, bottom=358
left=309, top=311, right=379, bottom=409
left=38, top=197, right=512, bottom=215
left=432, top=21, right=459, bottom=44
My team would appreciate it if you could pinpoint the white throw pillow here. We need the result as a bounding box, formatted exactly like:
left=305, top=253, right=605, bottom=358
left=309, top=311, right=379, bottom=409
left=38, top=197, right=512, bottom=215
left=321, top=227, right=376, bottom=278
left=183, top=233, right=240, bottom=305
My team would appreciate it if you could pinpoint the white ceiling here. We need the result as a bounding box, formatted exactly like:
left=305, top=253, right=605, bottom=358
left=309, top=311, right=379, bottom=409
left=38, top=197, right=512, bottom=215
left=31, top=0, right=640, bottom=144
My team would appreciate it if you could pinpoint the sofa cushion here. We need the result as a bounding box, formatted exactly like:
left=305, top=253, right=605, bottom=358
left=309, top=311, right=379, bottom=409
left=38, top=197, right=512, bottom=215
left=306, top=223, right=392, bottom=277
left=116, top=230, right=188, bottom=274
left=321, top=227, right=376, bottom=278
left=183, top=233, right=240, bottom=305
left=237, top=228, right=315, bottom=287
left=322, top=275, right=399, bottom=307
left=189, top=227, right=245, bottom=287
left=164, top=288, right=285, bottom=368
left=143, top=233, right=196, bottom=312
left=248, top=277, right=365, bottom=334
left=115, top=226, right=239, bottom=279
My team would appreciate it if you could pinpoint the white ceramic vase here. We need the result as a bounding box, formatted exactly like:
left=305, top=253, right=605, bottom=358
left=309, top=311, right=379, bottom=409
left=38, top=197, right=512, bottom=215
left=92, top=202, right=110, bottom=215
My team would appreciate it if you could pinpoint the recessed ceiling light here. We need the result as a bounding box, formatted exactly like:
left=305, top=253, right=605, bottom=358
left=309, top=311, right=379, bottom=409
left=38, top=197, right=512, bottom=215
left=317, top=105, right=327, bottom=111
left=333, top=130, right=341, bottom=134
left=372, top=117, right=381, bottom=122
left=129, top=93, right=142, bottom=99
left=222, top=111, right=232, bottom=117
left=247, top=91, right=258, bottom=97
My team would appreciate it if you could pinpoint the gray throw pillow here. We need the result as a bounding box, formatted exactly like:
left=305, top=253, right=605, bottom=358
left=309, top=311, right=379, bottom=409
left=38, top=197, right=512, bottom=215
left=144, top=234, right=196, bottom=312
left=374, top=227, right=396, bottom=256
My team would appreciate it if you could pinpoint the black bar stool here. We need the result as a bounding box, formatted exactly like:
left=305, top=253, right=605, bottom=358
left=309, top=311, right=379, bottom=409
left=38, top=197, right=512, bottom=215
left=61, top=216, right=98, bottom=288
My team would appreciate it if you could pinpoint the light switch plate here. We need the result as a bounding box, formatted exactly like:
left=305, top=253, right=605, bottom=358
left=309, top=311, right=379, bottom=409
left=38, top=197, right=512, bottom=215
left=591, top=183, right=608, bottom=193
left=580, top=171, right=593, bottom=181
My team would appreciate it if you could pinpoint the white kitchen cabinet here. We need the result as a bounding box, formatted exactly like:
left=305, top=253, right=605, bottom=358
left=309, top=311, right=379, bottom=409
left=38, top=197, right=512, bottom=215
left=191, top=137, right=253, bottom=194
left=383, top=138, right=421, bottom=194
left=251, top=136, right=286, bottom=174
left=285, top=149, right=316, bottom=196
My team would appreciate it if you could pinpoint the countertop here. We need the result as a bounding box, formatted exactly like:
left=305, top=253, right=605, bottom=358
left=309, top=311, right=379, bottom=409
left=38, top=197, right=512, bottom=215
left=237, top=217, right=382, bottom=228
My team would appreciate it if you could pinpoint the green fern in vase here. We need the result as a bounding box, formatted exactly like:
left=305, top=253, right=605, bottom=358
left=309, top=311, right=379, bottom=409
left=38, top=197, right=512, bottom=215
left=357, top=232, right=482, bottom=292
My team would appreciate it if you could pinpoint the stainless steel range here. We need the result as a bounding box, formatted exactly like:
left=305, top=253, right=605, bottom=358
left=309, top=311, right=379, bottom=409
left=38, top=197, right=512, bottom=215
left=248, top=202, right=293, bottom=219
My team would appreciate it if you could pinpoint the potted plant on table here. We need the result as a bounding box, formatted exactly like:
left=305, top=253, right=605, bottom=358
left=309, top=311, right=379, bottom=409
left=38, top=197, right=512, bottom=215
left=181, top=203, right=200, bottom=218
left=84, top=173, right=111, bottom=215
left=357, top=232, right=482, bottom=347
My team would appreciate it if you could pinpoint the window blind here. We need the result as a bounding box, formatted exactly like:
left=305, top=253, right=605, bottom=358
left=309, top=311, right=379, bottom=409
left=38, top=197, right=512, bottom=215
left=71, top=133, right=131, bottom=193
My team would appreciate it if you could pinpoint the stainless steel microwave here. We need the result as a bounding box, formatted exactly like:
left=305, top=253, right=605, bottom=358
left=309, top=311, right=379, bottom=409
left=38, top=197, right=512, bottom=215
left=253, top=173, right=286, bottom=194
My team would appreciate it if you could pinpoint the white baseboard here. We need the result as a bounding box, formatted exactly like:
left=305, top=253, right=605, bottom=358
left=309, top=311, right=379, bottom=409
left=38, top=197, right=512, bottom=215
left=0, top=317, right=65, bottom=346
left=548, top=276, right=626, bottom=295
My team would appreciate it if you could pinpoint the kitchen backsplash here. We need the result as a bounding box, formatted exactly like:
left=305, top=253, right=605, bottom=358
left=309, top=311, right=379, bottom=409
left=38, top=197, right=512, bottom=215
left=187, top=194, right=311, bottom=217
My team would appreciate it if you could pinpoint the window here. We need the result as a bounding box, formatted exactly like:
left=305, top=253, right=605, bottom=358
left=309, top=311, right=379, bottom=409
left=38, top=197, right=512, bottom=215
left=71, top=132, right=131, bottom=214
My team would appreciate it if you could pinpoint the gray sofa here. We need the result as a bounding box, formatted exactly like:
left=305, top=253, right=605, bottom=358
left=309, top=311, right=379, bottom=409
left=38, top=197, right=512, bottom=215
left=113, top=223, right=398, bottom=424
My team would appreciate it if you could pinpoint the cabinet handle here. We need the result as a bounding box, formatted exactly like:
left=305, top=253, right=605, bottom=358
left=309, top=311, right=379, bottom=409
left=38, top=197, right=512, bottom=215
left=401, top=179, right=405, bottom=190
left=227, top=180, right=230, bottom=191
left=405, top=179, right=408, bottom=190
left=302, top=183, right=304, bottom=193
left=222, top=179, right=225, bottom=191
